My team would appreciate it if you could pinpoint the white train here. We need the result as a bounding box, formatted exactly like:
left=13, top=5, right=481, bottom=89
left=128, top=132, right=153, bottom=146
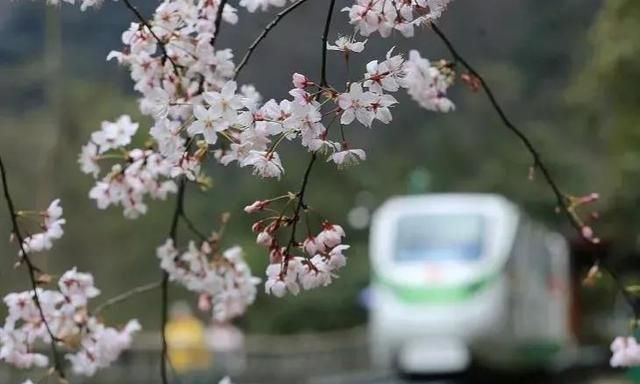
left=368, top=194, right=574, bottom=374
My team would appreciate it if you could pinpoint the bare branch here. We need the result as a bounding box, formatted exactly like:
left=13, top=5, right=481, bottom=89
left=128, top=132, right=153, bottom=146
left=285, top=153, right=317, bottom=254
left=159, top=177, right=186, bottom=384
left=234, top=0, right=311, bottom=80
left=430, top=22, right=640, bottom=319
left=320, top=0, right=337, bottom=87
left=93, top=281, right=162, bottom=316
left=210, top=0, right=229, bottom=47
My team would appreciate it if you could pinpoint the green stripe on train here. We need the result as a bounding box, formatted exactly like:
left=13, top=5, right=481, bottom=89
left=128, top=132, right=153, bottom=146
left=373, top=272, right=499, bottom=303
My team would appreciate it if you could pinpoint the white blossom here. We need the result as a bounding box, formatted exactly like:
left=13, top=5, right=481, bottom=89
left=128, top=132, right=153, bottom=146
left=327, top=36, right=367, bottom=54
left=610, top=336, right=640, bottom=367
left=21, top=199, right=66, bottom=255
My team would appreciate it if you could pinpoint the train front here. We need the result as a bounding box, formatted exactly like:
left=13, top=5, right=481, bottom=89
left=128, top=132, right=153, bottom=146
left=368, top=194, right=519, bottom=374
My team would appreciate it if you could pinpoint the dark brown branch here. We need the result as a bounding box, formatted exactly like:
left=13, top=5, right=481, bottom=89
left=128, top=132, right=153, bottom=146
left=179, top=211, right=208, bottom=242
left=210, top=0, right=229, bottom=47
left=160, top=177, right=186, bottom=384
left=320, top=0, right=337, bottom=87
left=0, top=156, right=66, bottom=380
left=284, top=0, right=336, bottom=255
left=285, top=153, right=317, bottom=254
left=430, top=22, right=640, bottom=319
left=234, top=0, right=311, bottom=80
left=94, top=281, right=162, bottom=316
left=120, top=0, right=181, bottom=76
left=431, top=23, right=570, bottom=225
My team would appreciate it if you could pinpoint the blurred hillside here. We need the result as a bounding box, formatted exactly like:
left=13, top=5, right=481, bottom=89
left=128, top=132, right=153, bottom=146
left=3, top=0, right=632, bottom=336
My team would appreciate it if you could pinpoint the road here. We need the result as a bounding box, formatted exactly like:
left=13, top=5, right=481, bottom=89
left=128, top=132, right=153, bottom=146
left=307, top=369, right=631, bottom=384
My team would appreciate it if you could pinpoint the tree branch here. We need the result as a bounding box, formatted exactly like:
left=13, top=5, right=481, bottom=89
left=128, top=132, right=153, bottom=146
left=210, top=0, right=229, bottom=47
left=179, top=211, right=208, bottom=242
left=284, top=0, right=335, bottom=257
left=320, top=0, right=337, bottom=87
left=160, top=177, right=186, bottom=384
left=120, top=0, right=181, bottom=76
left=0, top=156, right=66, bottom=380
left=429, top=22, right=640, bottom=319
left=285, top=153, right=317, bottom=254
left=94, top=281, right=162, bottom=316
left=234, top=0, right=311, bottom=80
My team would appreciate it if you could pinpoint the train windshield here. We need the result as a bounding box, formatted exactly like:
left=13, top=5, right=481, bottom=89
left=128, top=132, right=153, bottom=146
left=394, top=214, right=485, bottom=263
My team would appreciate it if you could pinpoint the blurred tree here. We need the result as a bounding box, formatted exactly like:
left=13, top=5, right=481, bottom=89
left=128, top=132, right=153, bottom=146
left=569, top=0, right=640, bottom=249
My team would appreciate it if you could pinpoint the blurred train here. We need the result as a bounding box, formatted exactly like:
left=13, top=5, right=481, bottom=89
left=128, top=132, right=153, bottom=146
left=368, top=194, right=574, bottom=374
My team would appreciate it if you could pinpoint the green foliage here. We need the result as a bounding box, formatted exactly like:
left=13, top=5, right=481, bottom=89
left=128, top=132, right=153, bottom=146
left=568, top=0, right=640, bottom=246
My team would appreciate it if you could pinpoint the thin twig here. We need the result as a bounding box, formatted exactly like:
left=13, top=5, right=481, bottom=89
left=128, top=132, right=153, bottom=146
left=234, top=0, right=311, bottom=80
left=180, top=212, right=208, bottom=242
left=285, top=153, right=317, bottom=254
left=284, top=0, right=335, bottom=256
left=120, top=0, right=181, bottom=76
left=210, top=0, right=229, bottom=47
left=161, top=178, right=186, bottom=384
left=94, top=281, right=162, bottom=316
left=431, top=23, right=570, bottom=225
left=429, top=22, right=640, bottom=318
left=0, top=156, right=66, bottom=380
left=320, top=0, right=337, bottom=87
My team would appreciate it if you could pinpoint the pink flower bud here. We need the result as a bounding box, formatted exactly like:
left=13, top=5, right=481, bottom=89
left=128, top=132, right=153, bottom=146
left=581, top=225, right=594, bottom=239
left=251, top=222, right=264, bottom=233
left=303, top=236, right=324, bottom=256
left=292, top=73, right=311, bottom=89
left=270, top=247, right=283, bottom=264
left=244, top=200, right=268, bottom=214
left=256, top=231, right=272, bottom=247
left=577, top=192, right=600, bottom=205
left=198, top=294, right=212, bottom=311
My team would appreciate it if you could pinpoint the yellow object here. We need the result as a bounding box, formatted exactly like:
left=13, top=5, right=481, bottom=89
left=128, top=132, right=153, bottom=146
left=165, top=316, right=211, bottom=373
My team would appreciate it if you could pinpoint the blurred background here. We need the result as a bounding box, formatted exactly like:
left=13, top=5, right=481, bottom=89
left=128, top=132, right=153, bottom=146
left=1, top=0, right=640, bottom=382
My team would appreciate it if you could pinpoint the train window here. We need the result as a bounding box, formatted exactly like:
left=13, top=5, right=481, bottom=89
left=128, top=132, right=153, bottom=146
left=393, top=214, right=485, bottom=263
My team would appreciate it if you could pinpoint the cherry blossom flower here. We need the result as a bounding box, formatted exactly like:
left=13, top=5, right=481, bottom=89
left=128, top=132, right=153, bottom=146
left=0, top=270, right=139, bottom=376
left=241, top=151, right=284, bottom=179
left=239, top=0, right=290, bottom=13
left=91, top=115, right=139, bottom=154
left=327, top=36, right=367, bottom=54
left=21, top=199, right=66, bottom=255
left=338, top=83, right=376, bottom=127
left=610, top=336, right=640, bottom=367
left=203, top=81, right=245, bottom=125
left=343, top=0, right=453, bottom=38
left=403, top=50, right=455, bottom=112
left=292, top=73, right=312, bottom=89
left=364, top=50, right=406, bottom=93
left=66, top=318, right=141, bottom=376
left=157, top=239, right=260, bottom=322
left=188, top=105, right=228, bottom=145
left=328, top=148, right=367, bottom=168
left=79, top=142, right=100, bottom=177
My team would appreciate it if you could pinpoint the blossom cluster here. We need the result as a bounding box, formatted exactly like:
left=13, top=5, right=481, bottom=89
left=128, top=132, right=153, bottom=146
left=343, top=0, right=453, bottom=38
left=79, top=115, right=179, bottom=219
left=64, top=0, right=456, bottom=316
left=245, top=197, right=350, bottom=297
left=43, top=0, right=293, bottom=13
left=70, top=0, right=457, bottom=222
left=404, top=50, right=455, bottom=112
left=0, top=269, right=140, bottom=376
left=157, top=239, right=260, bottom=322
left=19, top=199, right=65, bottom=255
left=610, top=336, right=640, bottom=367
